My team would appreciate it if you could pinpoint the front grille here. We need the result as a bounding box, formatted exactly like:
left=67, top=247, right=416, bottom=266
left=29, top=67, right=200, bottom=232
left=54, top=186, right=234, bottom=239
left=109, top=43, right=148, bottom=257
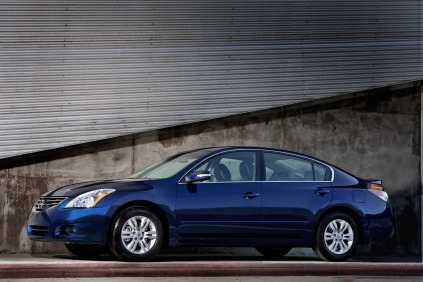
left=29, top=225, right=49, bottom=237
left=34, top=196, right=67, bottom=211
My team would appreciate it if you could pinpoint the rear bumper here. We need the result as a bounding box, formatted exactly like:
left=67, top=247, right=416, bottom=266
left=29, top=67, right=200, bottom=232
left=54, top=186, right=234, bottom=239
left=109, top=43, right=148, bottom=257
left=364, top=203, right=395, bottom=244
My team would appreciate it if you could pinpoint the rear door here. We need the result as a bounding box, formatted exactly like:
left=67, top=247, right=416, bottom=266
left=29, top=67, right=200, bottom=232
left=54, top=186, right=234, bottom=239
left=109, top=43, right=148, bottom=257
left=261, top=151, right=333, bottom=242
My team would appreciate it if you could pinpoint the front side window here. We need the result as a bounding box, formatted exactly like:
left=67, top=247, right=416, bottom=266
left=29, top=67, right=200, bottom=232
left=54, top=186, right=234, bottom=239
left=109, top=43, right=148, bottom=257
left=264, top=152, right=329, bottom=181
left=193, top=151, right=256, bottom=182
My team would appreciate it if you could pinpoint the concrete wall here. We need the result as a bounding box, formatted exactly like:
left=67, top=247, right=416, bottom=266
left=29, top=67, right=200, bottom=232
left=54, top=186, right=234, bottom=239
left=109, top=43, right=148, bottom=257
left=0, top=81, right=421, bottom=256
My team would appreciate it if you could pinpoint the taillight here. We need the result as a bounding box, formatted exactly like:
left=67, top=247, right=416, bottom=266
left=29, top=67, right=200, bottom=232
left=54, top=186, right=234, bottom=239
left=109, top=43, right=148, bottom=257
left=370, top=183, right=383, bottom=191
left=369, top=180, right=389, bottom=202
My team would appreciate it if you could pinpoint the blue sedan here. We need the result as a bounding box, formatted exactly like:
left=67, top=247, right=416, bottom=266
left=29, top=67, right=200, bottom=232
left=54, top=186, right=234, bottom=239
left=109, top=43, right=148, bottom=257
left=27, top=147, right=394, bottom=262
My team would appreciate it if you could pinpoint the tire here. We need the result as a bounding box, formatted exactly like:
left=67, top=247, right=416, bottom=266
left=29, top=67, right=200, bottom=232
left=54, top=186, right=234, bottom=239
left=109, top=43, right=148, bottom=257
left=65, top=243, right=108, bottom=259
left=109, top=207, right=163, bottom=262
left=314, top=212, right=359, bottom=262
left=255, top=246, right=292, bottom=259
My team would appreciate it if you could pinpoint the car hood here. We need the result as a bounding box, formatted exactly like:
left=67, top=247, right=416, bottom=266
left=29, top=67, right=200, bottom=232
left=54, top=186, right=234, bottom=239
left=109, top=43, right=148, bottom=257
left=44, top=179, right=152, bottom=197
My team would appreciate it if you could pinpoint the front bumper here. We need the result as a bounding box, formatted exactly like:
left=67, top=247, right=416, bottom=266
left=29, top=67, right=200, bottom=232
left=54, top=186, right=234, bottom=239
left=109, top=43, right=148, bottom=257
left=27, top=204, right=113, bottom=244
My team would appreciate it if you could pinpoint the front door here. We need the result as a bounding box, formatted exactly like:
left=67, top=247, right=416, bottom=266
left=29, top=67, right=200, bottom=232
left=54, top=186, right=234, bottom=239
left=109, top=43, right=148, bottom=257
left=176, top=150, right=261, bottom=244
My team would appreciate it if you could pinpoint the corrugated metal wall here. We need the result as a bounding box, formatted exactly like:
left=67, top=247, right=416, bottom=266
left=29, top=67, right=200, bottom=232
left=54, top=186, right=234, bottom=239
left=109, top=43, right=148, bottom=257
left=0, top=0, right=421, bottom=159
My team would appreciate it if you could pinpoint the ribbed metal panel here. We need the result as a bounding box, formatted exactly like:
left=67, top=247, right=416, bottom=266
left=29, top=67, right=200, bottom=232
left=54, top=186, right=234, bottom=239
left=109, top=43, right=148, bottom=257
left=0, top=0, right=421, bottom=159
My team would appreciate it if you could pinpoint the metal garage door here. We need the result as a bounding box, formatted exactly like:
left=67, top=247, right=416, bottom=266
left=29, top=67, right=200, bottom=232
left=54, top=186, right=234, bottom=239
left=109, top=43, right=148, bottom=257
left=0, top=0, right=421, bottom=159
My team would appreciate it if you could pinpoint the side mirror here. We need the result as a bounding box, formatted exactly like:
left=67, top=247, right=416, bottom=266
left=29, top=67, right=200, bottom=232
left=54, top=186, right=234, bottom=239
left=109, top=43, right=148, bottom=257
left=185, top=171, right=211, bottom=183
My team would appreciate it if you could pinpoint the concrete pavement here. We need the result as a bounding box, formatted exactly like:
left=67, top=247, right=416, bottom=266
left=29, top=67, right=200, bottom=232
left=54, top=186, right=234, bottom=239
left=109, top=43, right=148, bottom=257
left=2, top=277, right=423, bottom=282
left=0, top=253, right=421, bottom=279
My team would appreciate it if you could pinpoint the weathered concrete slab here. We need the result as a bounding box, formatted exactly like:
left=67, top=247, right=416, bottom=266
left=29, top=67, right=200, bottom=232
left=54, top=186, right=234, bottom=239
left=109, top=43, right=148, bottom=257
left=0, top=254, right=421, bottom=278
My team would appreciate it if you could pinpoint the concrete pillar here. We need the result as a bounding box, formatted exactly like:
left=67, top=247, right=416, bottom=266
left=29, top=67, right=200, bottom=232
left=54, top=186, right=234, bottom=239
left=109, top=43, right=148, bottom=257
left=421, top=84, right=423, bottom=262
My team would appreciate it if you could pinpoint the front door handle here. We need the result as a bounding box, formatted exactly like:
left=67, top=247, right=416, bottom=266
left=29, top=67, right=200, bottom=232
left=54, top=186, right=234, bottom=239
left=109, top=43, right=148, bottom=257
left=242, top=192, right=260, bottom=200
left=315, top=188, right=330, bottom=196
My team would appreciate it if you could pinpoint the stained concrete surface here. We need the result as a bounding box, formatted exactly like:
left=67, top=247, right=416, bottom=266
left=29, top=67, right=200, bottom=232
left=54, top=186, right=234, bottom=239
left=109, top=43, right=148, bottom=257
left=0, top=253, right=421, bottom=279
left=0, top=277, right=422, bottom=282
left=0, top=82, right=420, bottom=257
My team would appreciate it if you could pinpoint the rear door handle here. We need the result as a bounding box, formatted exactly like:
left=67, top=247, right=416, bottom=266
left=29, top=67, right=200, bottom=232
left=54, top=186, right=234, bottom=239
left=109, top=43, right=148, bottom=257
left=242, top=192, right=260, bottom=200
left=315, top=189, right=330, bottom=196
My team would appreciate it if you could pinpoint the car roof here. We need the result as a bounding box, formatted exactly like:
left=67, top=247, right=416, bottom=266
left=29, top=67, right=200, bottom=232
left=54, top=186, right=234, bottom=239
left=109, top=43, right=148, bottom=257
left=190, top=146, right=327, bottom=164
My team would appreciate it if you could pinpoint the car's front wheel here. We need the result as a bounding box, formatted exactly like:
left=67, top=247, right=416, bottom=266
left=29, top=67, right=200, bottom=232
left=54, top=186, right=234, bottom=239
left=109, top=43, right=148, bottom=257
left=314, top=212, right=359, bottom=262
left=109, top=207, right=163, bottom=261
left=65, top=243, right=108, bottom=259
left=255, top=246, right=292, bottom=259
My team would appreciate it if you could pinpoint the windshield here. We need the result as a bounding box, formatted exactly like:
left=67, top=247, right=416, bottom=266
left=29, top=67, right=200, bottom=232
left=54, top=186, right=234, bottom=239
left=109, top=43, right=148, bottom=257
left=129, top=149, right=212, bottom=180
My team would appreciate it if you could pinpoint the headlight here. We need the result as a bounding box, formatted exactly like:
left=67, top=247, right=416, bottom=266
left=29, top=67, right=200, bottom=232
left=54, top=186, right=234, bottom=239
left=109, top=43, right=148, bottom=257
left=65, top=189, right=115, bottom=208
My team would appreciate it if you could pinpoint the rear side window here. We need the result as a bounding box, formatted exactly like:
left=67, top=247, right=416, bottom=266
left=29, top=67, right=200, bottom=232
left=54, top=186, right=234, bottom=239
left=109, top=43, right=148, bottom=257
left=314, top=163, right=328, bottom=181
left=263, top=152, right=331, bottom=181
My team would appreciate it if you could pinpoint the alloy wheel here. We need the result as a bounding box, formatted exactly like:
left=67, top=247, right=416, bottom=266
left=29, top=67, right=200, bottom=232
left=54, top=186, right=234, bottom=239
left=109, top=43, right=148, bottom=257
left=121, top=215, right=157, bottom=254
left=323, top=219, right=354, bottom=254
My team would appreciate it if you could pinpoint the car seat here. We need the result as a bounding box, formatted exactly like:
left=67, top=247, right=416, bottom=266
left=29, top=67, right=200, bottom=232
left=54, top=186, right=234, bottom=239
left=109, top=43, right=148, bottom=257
left=214, top=164, right=231, bottom=181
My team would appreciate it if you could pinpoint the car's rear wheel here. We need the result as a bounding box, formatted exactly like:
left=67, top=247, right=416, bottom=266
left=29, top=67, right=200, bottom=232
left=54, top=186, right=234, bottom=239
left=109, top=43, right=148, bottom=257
left=65, top=243, right=108, bottom=259
left=109, top=207, right=163, bottom=261
left=314, top=212, right=358, bottom=262
left=255, top=246, right=292, bottom=259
